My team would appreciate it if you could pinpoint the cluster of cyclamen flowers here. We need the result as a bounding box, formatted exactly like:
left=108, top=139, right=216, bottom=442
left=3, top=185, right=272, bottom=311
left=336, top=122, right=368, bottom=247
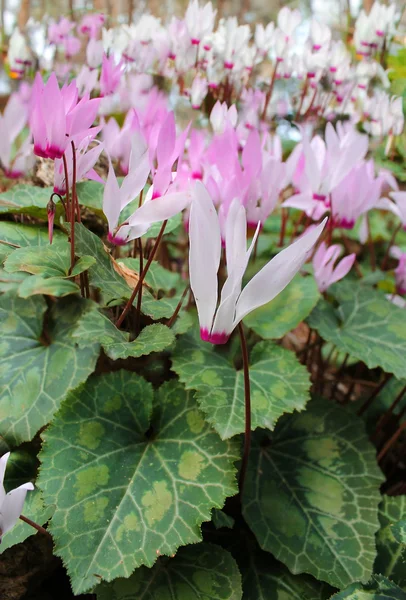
left=1, top=0, right=406, bottom=308
left=8, top=1, right=404, bottom=132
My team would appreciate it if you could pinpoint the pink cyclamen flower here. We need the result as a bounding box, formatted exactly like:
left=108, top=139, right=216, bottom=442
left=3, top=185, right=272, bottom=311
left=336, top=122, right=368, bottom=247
left=0, top=452, right=34, bottom=542
left=313, top=241, right=355, bottom=293
left=48, top=17, right=75, bottom=45
left=0, top=93, right=34, bottom=178
left=189, top=181, right=327, bottom=344
left=30, top=73, right=100, bottom=160
left=100, top=54, right=123, bottom=97
left=78, top=13, right=105, bottom=39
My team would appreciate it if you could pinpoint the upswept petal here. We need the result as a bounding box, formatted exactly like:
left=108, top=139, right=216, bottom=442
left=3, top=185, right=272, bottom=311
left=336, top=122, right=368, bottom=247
left=128, top=191, right=191, bottom=226
left=0, top=482, right=34, bottom=537
left=157, top=112, right=176, bottom=168
left=189, top=181, right=221, bottom=334
left=330, top=253, right=356, bottom=285
left=103, top=158, right=121, bottom=232
left=233, top=218, right=327, bottom=327
left=119, top=151, right=150, bottom=210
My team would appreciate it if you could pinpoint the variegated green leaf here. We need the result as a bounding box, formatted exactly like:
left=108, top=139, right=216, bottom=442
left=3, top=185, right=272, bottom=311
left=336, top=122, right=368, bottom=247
left=38, top=375, right=238, bottom=594
left=171, top=329, right=310, bottom=439
left=242, top=398, right=385, bottom=589
left=375, top=496, right=406, bottom=588
left=330, top=575, right=406, bottom=599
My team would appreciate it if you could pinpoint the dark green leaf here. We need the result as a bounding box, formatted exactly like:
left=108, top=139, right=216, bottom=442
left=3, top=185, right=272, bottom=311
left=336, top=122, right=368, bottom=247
left=375, top=496, right=406, bottom=588
left=96, top=543, right=242, bottom=600
left=308, top=282, right=406, bottom=378
left=212, top=509, right=235, bottom=530
left=0, top=294, right=100, bottom=445
left=0, top=185, right=63, bottom=219
left=38, top=375, right=238, bottom=594
left=330, top=575, right=406, bottom=599
left=242, top=398, right=385, bottom=589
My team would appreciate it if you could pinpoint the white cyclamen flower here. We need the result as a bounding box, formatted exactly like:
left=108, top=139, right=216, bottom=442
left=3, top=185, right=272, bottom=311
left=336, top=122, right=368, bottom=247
left=0, top=452, right=34, bottom=541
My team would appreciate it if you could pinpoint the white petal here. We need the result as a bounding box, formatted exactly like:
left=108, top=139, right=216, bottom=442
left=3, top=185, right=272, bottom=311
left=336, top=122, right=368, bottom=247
left=0, top=482, right=34, bottom=537
left=189, top=181, right=221, bottom=333
left=120, top=152, right=150, bottom=210
left=234, top=218, right=327, bottom=327
left=103, top=158, right=121, bottom=232
left=128, top=191, right=191, bottom=226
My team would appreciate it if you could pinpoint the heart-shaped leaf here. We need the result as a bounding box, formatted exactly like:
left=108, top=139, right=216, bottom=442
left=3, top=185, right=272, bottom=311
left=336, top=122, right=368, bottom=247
left=172, top=330, right=311, bottom=439
left=242, top=398, right=385, bottom=589
left=38, top=374, right=238, bottom=594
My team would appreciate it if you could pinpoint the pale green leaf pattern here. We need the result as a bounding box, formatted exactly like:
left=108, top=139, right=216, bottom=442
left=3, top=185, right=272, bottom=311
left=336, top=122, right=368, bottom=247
left=242, top=398, right=385, bottom=589
left=244, top=275, right=320, bottom=340
left=0, top=185, right=63, bottom=219
left=375, top=496, right=406, bottom=588
left=0, top=294, right=100, bottom=445
left=38, top=374, right=238, bottom=594
left=172, top=330, right=310, bottom=439
left=308, top=282, right=406, bottom=378
left=72, top=307, right=175, bottom=359
left=330, top=575, right=406, bottom=599
left=392, top=522, right=406, bottom=545
left=96, top=543, right=242, bottom=600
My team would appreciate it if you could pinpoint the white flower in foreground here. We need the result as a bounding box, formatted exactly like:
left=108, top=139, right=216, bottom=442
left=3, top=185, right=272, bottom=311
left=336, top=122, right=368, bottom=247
left=0, top=452, right=34, bottom=541
left=189, top=181, right=327, bottom=344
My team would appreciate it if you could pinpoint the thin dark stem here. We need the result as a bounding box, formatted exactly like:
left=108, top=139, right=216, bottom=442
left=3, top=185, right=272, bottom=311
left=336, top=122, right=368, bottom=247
left=381, top=223, right=401, bottom=271
left=357, top=373, right=392, bottom=416
left=238, top=322, right=251, bottom=495
left=68, top=142, right=78, bottom=275
left=167, top=285, right=190, bottom=328
left=19, top=515, right=51, bottom=538
left=373, top=383, right=406, bottom=438
left=134, top=237, right=143, bottom=337
left=116, top=220, right=168, bottom=328
left=62, top=153, right=71, bottom=221
left=377, top=422, right=406, bottom=463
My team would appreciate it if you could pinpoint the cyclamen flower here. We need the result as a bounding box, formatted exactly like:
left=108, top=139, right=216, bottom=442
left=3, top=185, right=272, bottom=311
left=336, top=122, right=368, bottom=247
left=100, top=54, right=123, bottom=97
left=190, top=75, right=208, bottom=109
left=0, top=452, right=34, bottom=542
left=185, top=0, right=216, bottom=45
left=78, top=13, right=105, bottom=39
left=313, top=242, right=355, bottom=293
left=189, top=181, right=326, bottom=344
left=210, top=101, right=238, bottom=134
left=7, top=29, right=32, bottom=78
left=30, top=73, right=100, bottom=160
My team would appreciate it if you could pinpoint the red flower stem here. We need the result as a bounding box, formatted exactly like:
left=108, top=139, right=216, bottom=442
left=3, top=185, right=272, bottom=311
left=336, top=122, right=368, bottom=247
left=377, top=422, right=406, bottom=463
left=261, top=62, right=279, bottom=121
left=62, top=153, right=71, bottom=221
left=238, top=322, right=251, bottom=495
left=134, top=237, right=143, bottom=337
left=116, top=220, right=168, bottom=328
left=19, top=515, right=51, bottom=538
left=167, top=285, right=190, bottom=328
left=381, top=222, right=401, bottom=271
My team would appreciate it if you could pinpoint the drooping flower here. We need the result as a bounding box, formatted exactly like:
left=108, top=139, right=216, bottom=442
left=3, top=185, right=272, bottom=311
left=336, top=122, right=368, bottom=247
left=0, top=452, right=34, bottom=542
left=100, top=54, right=123, bottom=97
left=78, top=13, right=105, bottom=39
left=313, top=242, right=355, bottom=293
left=189, top=181, right=326, bottom=344
left=7, top=29, right=32, bottom=79
left=53, top=133, right=103, bottom=195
